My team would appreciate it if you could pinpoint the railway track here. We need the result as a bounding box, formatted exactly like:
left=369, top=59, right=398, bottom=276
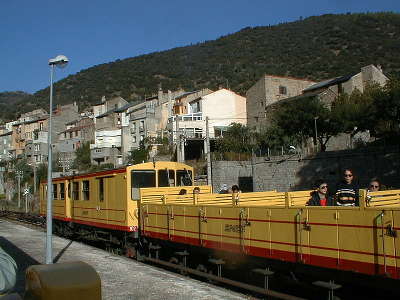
left=0, top=210, right=313, bottom=300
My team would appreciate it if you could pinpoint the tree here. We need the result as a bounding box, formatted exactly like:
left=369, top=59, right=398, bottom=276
left=272, top=95, right=340, bottom=151
left=127, top=140, right=149, bottom=165
left=374, top=78, right=400, bottom=138
left=330, top=83, right=384, bottom=137
left=215, top=123, right=255, bottom=154
left=72, top=141, right=92, bottom=171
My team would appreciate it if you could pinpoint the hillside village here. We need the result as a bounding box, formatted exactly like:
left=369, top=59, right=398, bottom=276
left=0, top=63, right=391, bottom=200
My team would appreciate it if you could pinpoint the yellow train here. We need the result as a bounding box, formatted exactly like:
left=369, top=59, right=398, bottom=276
left=40, top=161, right=194, bottom=246
left=40, top=162, right=400, bottom=297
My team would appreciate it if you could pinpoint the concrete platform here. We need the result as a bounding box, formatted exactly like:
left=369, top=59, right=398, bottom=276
left=0, top=219, right=249, bottom=300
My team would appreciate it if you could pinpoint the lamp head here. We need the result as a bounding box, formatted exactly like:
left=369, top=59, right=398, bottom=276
left=49, top=55, right=69, bottom=68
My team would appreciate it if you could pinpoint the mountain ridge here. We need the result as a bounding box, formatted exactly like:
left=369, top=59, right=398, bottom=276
left=1, top=12, right=399, bottom=121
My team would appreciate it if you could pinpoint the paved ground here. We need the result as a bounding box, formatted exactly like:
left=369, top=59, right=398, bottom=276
left=0, top=219, right=250, bottom=300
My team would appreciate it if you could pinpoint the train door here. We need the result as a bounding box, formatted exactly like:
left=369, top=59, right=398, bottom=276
left=338, top=209, right=396, bottom=277
left=308, top=207, right=339, bottom=269
left=96, top=177, right=108, bottom=225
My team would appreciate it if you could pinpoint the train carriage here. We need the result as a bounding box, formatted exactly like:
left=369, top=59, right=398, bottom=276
left=40, top=161, right=194, bottom=246
left=139, top=188, right=400, bottom=295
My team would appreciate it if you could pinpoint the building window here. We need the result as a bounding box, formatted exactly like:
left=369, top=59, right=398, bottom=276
left=139, top=120, right=144, bottom=131
left=34, top=144, right=40, bottom=151
left=131, top=123, right=136, bottom=133
left=75, top=131, right=78, bottom=137
left=279, top=86, right=287, bottom=95
left=140, top=135, right=144, bottom=142
left=39, top=123, right=43, bottom=131
left=82, top=180, right=90, bottom=201
left=133, top=136, right=137, bottom=143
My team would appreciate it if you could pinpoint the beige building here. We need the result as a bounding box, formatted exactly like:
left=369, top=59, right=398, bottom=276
left=246, top=75, right=316, bottom=131
left=302, top=64, right=388, bottom=105
left=167, top=88, right=247, bottom=141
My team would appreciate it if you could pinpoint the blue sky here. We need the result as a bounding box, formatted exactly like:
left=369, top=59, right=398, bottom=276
left=1, top=0, right=399, bottom=94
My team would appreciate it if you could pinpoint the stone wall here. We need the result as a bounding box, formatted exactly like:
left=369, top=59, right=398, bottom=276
left=212, top=146, right=400, bottom=192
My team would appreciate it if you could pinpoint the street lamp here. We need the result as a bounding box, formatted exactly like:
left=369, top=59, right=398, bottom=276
left=46, top=55, right=68, bottom=264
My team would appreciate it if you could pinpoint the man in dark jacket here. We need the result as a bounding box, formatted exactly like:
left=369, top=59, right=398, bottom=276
left=334, top=169, right=359, bottom=206
left=307, top=179, right=335, bottom=206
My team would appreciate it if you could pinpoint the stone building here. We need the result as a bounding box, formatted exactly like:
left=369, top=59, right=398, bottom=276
left=0, top=131, right=12, bottom=161
left=56, top=117, right=95, bottom=170
left=11, top=109, right=48, bottom=158
left=124, top=88, right=192, bottom=161
left=263, top=64, right=389, bottom=151
left=90, top=97, right=136, bottom=166
left=246, top=75, right=316, bottom=131
left=302, top=64, right=388, bottom=105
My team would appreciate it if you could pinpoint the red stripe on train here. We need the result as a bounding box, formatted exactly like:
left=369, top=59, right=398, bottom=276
left=143, top=230, right=398, bottom=279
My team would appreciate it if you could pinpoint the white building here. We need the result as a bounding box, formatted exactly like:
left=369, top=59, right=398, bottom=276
left=167, top=88, right=247, bottom=141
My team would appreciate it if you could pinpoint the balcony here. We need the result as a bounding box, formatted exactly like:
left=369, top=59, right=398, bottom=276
left=168, top=112, right=203, bottom=123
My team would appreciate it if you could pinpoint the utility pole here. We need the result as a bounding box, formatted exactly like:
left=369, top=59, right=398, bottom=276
left=181, top=132, right=185, bottom=163
left=16, top=170, right=23, bottom=209
left=205, top=116, right=212, bottom=186
left=33, top=161, right=37, bottom=195
left=175, top=116, right=181, bottom=162
left=24, top=182, right=28, bottom=213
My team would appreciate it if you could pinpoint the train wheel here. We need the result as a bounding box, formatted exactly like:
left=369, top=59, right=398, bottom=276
left=169, top=257, right=187, bottom=275
left=125, top=247, right=136, bottom=259
left=196, top=264, right=207, bottom=273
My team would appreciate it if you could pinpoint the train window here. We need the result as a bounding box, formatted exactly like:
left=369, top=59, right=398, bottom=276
left=131, top=170, right=156, bottom=200
left=158, top=169, right=175, bottom=187
left=99, top=178, right=104, bottom=202
left=59, top=183, right=65, bottom=200
left=72, top=182, right=79, bottom=200
left=68, top=182, right=71, bottom=198
left=82, top=180, right=90, bottom=201
left=176, top=170, right=193, bottom=186
left=53, top=184, right=58, bottom=200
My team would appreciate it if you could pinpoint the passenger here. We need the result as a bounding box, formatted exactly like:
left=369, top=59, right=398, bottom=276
left=231, top=185, right=241, bottom=194
left=178, top=189, right=187, bottom=195
left=366, top=179, right=381, bottom=206
left=334, top=169, right=359, bottom=206
left=306, top=179, right=335, bottom=206
left=0, top=246, right=17, bottom=296
left=368, top=179, right=380, bottom=192
left=192, top=187, right=201, bottom=195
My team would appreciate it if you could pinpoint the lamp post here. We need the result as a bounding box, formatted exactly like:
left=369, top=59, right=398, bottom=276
left=46, top=55, right=68, bottom=264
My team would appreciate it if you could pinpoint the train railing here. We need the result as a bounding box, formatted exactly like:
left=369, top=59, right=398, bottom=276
left=140, top=188, right=400, bottom=208
left=361, top=189, right=400, bottom=207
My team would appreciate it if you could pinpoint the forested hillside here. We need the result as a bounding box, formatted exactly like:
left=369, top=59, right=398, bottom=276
left=1, top=12, right=399, bottom=121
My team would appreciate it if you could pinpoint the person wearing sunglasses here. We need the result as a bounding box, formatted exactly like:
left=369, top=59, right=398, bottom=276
left=368, top=179, right=380, bottom=192
left=334, top=169, right=359, bottom=206
left=306, top=179, right=335, bottom=206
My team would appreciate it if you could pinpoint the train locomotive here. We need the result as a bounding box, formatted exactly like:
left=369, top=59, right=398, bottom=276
left=40, top=162, right=400, bottom=297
